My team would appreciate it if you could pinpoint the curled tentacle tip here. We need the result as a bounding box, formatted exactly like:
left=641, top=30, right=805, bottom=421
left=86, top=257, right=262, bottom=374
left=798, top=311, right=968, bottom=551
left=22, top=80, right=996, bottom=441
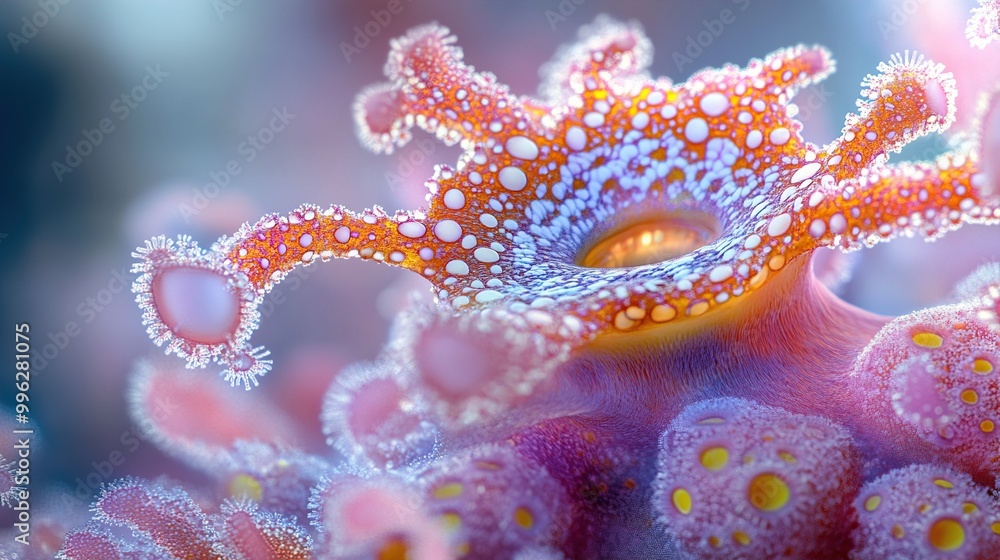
left=320, top=359, right=440, bottom=470
left=131, top=235, right=268, bottom=388
left=967, top=0, right=1000, bottom=49
left=354, top=83, right=409, bottom=154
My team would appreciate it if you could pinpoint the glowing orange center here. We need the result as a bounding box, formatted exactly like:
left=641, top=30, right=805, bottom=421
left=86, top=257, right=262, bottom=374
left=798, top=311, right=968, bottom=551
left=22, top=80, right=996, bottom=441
left=579, top=213, right=720, bottom=268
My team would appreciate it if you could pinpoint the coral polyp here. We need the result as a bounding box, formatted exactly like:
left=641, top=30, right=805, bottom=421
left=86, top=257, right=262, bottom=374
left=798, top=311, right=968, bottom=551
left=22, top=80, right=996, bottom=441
left=58, top=12, right=1000, bottom=560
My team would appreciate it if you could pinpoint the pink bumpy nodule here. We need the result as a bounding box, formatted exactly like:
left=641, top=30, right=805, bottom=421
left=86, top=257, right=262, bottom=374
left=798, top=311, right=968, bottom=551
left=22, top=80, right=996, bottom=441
left=320, top=359, right=440, bottom=471
left=851, top=301, right=1000, bottom=484
left=654, top=398, right=861, bottom=559
left=419, top=444, right=573, bottom=559
left=851, top=464, right=1000, bottom=559
left=310, top=472, right=452, bottom=559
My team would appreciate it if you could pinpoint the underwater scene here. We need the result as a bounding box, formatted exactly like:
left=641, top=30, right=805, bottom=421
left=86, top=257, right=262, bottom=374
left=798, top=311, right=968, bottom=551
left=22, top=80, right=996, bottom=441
left=1, top=1, right=1000, bottom=558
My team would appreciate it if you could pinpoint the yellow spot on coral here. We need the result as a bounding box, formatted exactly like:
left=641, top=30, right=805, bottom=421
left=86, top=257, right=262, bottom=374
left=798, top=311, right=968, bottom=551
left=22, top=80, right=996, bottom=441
left=432, top=482, right=464, bottom=499
left=934, top=478, right=954, bottom=489
left=733, top=531, right=751, bottom=546
left=700, top=447, right=729, bottom=471
left=892, top=524, right=905, bottom=539
left=440, top=512, right=461, bottom=531
left=992, top=522, right=1000, bottom=535
left=514, top=507, right=534, bottom=529
left=672, top=488, right=692, bottom=515
left=912, top=332, right=943, bottom=348
left=962, top=502, right=978, bottom=514
left=475, top=461, right=502, bottom=471
left=864, top=495, right=881, bottom=512
left=377, top=537, right=410, bottom=560
left=919, top=503, right=932, bottom=513
left=973, top=358, right=994, bottom=374
left=778, top=451, right=797, bottom=463
left=748, top=473, right=790, bottom=511
left=981, top=420, right=995, bottom=433
left=928, top=518, right=965, bottom=551
left=960, top=389, right=979, bottom=405
left=666, top=168, right=686, bottom=183
left=228, top=474, right=263, bottom=502
left=708, top=536, right=721, bottom=548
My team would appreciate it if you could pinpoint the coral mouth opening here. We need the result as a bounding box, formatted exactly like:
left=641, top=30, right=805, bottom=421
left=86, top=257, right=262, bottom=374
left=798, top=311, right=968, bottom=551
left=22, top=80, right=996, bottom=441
left=576, top=211, right=721, bottom=269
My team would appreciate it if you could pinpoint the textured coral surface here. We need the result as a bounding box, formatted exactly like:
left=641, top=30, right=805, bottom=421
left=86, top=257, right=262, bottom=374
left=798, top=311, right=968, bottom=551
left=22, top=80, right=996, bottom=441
left=3, top=2, right=1000, bottom=560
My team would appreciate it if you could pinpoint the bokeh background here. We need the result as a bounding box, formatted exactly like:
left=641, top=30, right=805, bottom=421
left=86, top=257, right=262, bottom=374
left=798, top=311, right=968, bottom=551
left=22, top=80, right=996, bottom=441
left=0, top=0, right=997, bottom=552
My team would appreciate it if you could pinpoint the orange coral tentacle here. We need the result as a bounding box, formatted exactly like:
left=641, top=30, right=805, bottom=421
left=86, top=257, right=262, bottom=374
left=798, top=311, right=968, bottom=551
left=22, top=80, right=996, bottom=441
left=823, top=52, right=955, bottom=180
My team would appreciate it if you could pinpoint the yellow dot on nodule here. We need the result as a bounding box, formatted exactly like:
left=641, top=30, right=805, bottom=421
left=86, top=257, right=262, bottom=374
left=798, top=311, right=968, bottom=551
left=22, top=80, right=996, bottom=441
left=432, top=482, right=464, bottom=499
left=892, top=524, right=905, bottom=539
left=672, top=488, right=692, bottom=515
left=440, top=512, right=461, bottom=531
left=912, top=332, right=943, bottom=348
left=933, top=478, right=954, bottom=489
left=864, top=495, right=881, bottom=512
left=377, top=538, right=409, bottom=560
left=700, top=447, right=729, bottom=471
left=962, top=502, right=978, bottom=514
left=928, top=518, right=965, bottom=551
left=748, top=473, right=790, bottom=511
left=514, top=506, right=535, bottom=529
left=981, top=420, right=995, bottom=433
left=708, top=536, right=721, bottom=548
left=733, top=531, right=751, bottom=546
left=973, top=359, right=994, bottom=374
left=991, top=522, right=1000, bottom=535
left=960, top=389, right=979, bottom=405
left=778, top=451, right=797, bottom=463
